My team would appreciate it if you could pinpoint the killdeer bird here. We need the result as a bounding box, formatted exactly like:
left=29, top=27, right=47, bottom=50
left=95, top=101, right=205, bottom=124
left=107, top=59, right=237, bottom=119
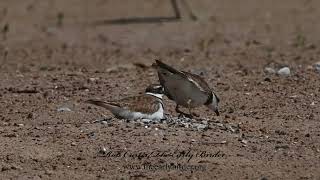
left=86, top=84, right=165, bottom=121
left=153, top=60, right=220, bottom=117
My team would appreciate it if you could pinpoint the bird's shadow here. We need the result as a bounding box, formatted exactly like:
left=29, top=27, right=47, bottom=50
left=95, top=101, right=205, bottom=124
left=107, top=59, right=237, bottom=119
left=91, top=0, right=197, bottom=26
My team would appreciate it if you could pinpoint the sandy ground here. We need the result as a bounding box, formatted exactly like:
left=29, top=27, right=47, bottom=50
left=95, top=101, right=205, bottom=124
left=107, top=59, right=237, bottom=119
left=0, top=0, right=320, bottom=179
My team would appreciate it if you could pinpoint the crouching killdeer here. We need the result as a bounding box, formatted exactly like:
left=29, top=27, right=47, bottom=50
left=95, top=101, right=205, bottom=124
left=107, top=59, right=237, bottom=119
left=153, top=60, right=220, bottom=118
left=86, top=84, right=165, bottom=121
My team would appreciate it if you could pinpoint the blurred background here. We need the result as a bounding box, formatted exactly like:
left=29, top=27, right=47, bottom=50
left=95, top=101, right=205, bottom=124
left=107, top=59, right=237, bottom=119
left=1, top=0, right=320, bottom=71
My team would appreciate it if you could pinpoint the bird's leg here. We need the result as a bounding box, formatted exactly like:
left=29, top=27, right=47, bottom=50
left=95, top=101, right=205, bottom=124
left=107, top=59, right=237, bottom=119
left=187, top=99, right=199, bottom=118
left=187, top=99, right=193, bottom=116
left=175, top=105, right=192, bottom=118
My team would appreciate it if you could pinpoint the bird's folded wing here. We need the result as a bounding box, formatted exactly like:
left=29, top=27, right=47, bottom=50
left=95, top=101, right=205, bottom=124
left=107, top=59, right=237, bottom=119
left=115, top=95, right=161, bottom=114
left=182, top=71, right=212, bottom=94
left=85, top=99, right=120, bottom=110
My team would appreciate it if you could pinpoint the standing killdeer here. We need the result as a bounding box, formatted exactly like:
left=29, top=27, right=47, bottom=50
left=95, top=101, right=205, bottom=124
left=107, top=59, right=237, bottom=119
left=153, top=60, right=220, bottom=117
left=86, top=84, right=165, bottom=121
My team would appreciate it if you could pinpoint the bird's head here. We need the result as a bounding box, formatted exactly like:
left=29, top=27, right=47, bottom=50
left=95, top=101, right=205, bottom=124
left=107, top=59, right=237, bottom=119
left=145, top=84, right=164, bottom=98
left=205, top=92, right=220, bottom=116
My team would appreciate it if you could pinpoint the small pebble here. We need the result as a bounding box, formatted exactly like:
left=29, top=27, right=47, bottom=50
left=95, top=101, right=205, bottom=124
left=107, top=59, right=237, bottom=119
left=27, top=113, right=33, bottom=119
left=98, top=146, right=107, bottom=154
left=241, top=139, right=248, bottom=144
left=275, top=145, right=289, bottom=150
left=264, top=67, right=276, bottom=74
left=192, top=123, right=208, bottom=131
left=264, top=77, right=271, bottom=82
left=277, top=67, right=290, bottom=76
left=89, top=77, right=98, bottom=82
left=315, top=62, right=320, bottom=72
left=57, top=107, right=72, bottom=112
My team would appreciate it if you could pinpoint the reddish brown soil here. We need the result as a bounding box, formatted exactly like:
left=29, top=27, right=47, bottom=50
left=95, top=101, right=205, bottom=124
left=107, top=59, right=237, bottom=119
left=0, top=0, right=320, bottom=179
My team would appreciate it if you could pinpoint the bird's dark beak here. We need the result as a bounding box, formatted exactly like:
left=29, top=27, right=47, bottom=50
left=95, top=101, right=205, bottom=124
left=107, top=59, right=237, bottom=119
left=215, top=109, right=220, bottom=116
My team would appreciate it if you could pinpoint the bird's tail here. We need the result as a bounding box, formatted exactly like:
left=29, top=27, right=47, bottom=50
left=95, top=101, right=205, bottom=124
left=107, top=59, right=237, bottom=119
left=154, top=59, right=181, bottom=74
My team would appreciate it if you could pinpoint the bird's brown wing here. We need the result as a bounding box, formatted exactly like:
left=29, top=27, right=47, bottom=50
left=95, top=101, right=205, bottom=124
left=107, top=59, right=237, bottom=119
left=113, top=95, right=161, bottom=114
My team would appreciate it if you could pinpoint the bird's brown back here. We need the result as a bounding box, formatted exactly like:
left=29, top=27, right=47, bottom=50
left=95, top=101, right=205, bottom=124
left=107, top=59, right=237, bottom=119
left=109, top=94, right=162, bottom=114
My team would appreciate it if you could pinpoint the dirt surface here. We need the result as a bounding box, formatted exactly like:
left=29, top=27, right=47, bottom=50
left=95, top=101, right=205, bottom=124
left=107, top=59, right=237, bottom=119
left=1, top=0, right=320, bottom=179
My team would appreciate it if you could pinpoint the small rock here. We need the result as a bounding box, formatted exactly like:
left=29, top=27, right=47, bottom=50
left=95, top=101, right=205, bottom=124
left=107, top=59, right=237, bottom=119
left=192, top=123, right=208, bottom=131
left=227, top=107, right=234, bottom=114
left=226, top=124, right=239, bottom=133
left=1, top=165, right=10, bottom=171
left=310, top=102, right=315, bottom=106
left=221, top=140, right=227, bottom=144
left=11, top=164, right=23, bottom=170
left=44, top=169, right=53, bottom=175
left=88, top=77, right=98, bottom=82
left=275, top=145, right=289, bottom=150
left=71, top=142, right=77, bottom=146
left=241, top=139, right=248, bottom=144
left=26, top=113, right=33, bottom=119
left=87, top=132, right=95, bottom=138
left=98, top=146, right=107, bottom=154
left=3, top=133, right=18, bottom=138
left=264, top=67, right=276, bottom=74
left=93, top=117, right=112, bottom=124
left=181, top=122, right=190, bottom=128
left=315, top=62, right=320, bottom=72
left=57, top=107, right=72, bottom=112
left=76, top=157, right=84, bottom=161
left=215, top=123, right=224, bottom=127
left=201, top=120, right=208, bottom=125
left=264, top=77, right=271, bottom=82
left=277, top=67, right=290, bottom=76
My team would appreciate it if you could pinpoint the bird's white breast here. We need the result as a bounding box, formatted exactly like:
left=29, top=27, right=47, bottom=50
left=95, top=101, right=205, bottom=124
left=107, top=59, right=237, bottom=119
left=130, top=103, right=164, bottom=121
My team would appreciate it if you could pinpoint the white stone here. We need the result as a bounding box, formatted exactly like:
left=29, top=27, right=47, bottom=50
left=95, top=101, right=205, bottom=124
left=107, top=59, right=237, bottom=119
left=277, top=67, right=290, bottom=76
left=57, top=107, right=72, bottom=112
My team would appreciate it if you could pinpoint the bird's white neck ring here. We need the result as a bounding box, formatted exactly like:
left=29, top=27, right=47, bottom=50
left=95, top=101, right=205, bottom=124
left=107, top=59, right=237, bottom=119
left=146, top=92, right=163, bottom=99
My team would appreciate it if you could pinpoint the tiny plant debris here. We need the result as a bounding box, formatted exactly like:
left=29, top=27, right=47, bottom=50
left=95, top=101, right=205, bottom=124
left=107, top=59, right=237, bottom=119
left=57, top=12, right=64, bottom=27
